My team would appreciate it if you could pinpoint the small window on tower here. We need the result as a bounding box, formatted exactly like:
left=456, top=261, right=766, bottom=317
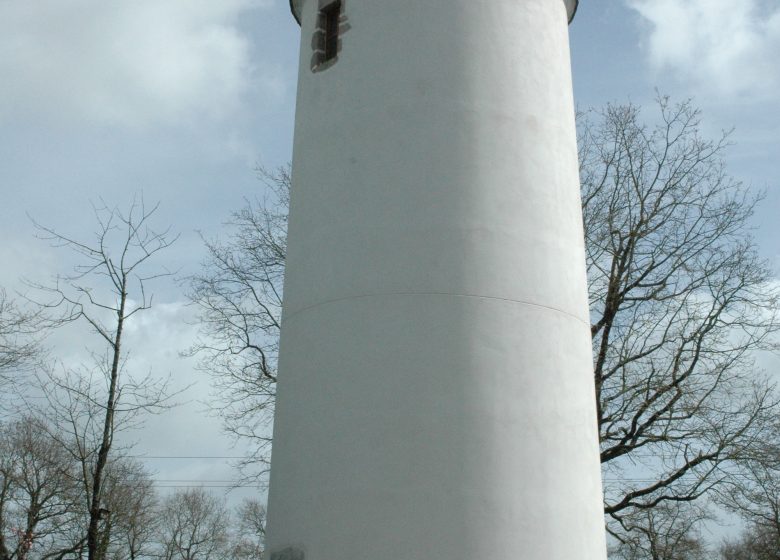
left=322, top=1, right=341, bottom=62
left=311, top=0, right=347, bottom=72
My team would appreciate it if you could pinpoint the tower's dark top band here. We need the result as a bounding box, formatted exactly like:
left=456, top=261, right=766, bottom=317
left=289, top=0, right=579, bottom=25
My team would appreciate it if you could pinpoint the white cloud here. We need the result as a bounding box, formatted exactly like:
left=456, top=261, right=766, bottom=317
left=0, top=0, right=277, bottom=127
left=627, top=0, right=780, bottom=101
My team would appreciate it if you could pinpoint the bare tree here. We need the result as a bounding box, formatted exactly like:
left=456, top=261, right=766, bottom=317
left=98, top=459, right=158, bottom=560
left=229, top=498, right=265, bottom=560
left=720, top=524, right=780, bottom=560
left=156, top=489, right=229, bottom=560
left=190, top=99, right=780, bottom=544
left=1, top=416, right=159, bottom=560
left=609, top=502, right=711, bottom=560
left=579, top=96, right=780, bottom=538
left=187, top=166, right=288, bottom=483
left=0, top=289, right=42, bottom=394
left=718, top=450, right=780, bottom=559
left=0, top=416, right=81, bottom=560
left=29, top=198, right=177, bottom=560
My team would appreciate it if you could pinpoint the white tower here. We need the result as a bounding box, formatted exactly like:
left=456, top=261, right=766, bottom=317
left=265, top=1, right=607, bottom=558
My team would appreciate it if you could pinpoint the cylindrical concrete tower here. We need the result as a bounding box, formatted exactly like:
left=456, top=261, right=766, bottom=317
left=266, top=1, right=607, bottom=559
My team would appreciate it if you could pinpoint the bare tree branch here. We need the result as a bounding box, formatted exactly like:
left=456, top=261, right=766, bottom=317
left=27, top=197, right=178, bottom=560
left=580, top=96, right=780, bottom=537
left=186, top=166, right=288, bottom=484
left=0, top=289, right=44, bottom=396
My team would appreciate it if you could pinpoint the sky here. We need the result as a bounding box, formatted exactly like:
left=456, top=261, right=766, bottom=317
left=1, top=0, right=779, bottom=519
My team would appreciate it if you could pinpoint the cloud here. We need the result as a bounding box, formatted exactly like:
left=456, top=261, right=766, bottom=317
left=626, top=0, right=780, bottom=101
left=0, top=0, right=277, bottom=127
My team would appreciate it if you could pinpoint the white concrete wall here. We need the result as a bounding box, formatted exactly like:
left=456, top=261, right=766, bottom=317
left=265, top=0, right=607, bottom=558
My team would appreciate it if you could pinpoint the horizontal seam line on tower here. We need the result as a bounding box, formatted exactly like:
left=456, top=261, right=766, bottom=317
left=281, top=291, right=590, bottom=327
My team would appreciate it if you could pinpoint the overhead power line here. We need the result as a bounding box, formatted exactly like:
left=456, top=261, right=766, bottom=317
left=133, top=456, right=249, bottom=459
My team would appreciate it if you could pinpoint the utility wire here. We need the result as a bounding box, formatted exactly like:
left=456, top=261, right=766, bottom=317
left=132, top=456, right=249, bottom=459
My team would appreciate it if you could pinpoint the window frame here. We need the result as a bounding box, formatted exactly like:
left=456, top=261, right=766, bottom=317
left=322, top=1, right=341, bottom=63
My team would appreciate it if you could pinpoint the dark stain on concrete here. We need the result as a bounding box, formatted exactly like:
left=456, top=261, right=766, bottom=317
left=270, top=547, right=305, bottom=560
